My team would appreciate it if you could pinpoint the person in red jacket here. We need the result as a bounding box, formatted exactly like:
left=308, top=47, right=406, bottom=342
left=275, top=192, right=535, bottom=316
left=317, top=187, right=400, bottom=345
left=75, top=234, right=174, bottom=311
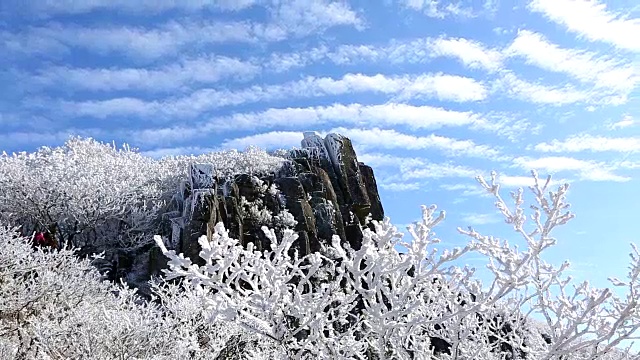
left=33, top=232, right=46, bottom=247
left=32, top=231, right=58, bottom=250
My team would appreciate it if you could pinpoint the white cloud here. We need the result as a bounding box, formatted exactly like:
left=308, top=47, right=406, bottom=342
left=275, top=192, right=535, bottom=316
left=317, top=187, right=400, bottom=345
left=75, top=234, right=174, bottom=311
left=256, top=35, right=503, bottom=73
left=0, top=28, right=68, bottom=57
left=494, top=72, right=596, bottom=105
left=4, top=1, right=362, bottom=60
left=63, top=98, right=156, bottom=118
left=399, top=161, right=479, bottom=180
left=122, top=102, right=524, bottom=147
left=505, top=30, right=638, bottom=93
left=35, top=21, right=259, bottom=59
left=266, top=45, right=330, bottom=72
left=379, top=182, right=423, bottom=191
left=514, top=156, right=594, bottom=172
left=495, top=174, right=567, bottom=188
left=357, top=153, right=423, bottom=169
left=357, top=153, right=479, bottom=179
left=427, top=37, right=503, bottom=71
left=608, top=115, right=636, bottom=130
left=529, top=0, right=640, bottom=52
left=57, top=73, right=487, bottom=118
left=534, top=134, right=640, bottom=153
left=212, top=103, right=485, bottom=132
left=440, top=183, right=490, bottom=197
left=14, top=0, right=258, bottom=16
left=399, top=0, right=475, bottom=18
left=618, top=161, right=640, bottom=170
left=356, top=153, right=479, bottom=189
left=395, top=73, right=488, bottom=102
left=328, top=127, right=503, bottom=158
left=513, top=156, right=630, bottom=182
left=34, top=56, right=261, bottom=92
left=266, top=0, right=364, bottom=37
left=325, top=36, right=502, bottom=72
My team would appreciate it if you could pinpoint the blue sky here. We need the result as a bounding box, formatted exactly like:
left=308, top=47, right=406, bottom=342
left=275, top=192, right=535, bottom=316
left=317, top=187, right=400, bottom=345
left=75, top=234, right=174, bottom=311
left=1, top=0, right=640, bottom=291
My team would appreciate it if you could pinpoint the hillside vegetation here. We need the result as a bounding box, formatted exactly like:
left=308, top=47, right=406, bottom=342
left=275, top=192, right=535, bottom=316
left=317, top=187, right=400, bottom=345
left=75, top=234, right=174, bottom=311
left=1, top=138, right=639, bottom=360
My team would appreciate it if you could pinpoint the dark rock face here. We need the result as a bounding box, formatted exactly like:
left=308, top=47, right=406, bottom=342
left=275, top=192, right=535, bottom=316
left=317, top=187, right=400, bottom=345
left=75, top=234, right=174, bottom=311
left=98, top=133, right=384, bottom=297
left=150, top=132, right=384, bottom=272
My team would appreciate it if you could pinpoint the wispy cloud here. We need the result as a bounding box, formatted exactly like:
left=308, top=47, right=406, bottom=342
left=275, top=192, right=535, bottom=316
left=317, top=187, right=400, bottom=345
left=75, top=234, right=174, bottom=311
left=216, top=127, right=503, bottom=159
left=94, top=101, right=532, bottom=148
left=15, top=34, right=504, bottom=93
left=494, top=72, right=603, bottom=105
left=495, top=174, right=568, bottom=188
left=291, top=36, right=503, bottom=72
left=357, top=153, right=479, bottom=178
left=357, top=153, right=480, bottom=192
left=379, top=182, right=423, bottom=192
left=440, top=183, right=490, bottom=197
left=113, top=103, right=490, bottom=146
left=52, top=73, right=487, bottom=119
left=3, top=22, right=258, bottom=59
left=529, top=0, right=640, bottom=52
left=329, top=127, right=503, bottom=159
left=33, top=56, right=261, bottom=92
left=534, top=134, right=640, bottom=153
left=3, top=1, right=363, bottom=60
left=513, top=156, right=630, bottom=182
left=607, top=115, right=636, bottom=130
left=400, top=161, right=479, bottom=180
left=210, top=103, right=496, bottom=133
left=505, top=29, right=638, bottom=94
left=398, top=0, right=475, bottom=19
left=357, top=153, right=423, bottom=168
left=4, top=0, right=259, bottom=17
left=394, top=73, right=488, bottom=101
left=427, top=37, right=503, bottom=71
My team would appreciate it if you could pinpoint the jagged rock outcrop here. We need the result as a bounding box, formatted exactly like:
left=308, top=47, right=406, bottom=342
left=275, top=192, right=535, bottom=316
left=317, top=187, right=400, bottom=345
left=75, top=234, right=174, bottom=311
left=152, top=132, right=384, bottom=272
left=92, top=133, right=383, bottom=295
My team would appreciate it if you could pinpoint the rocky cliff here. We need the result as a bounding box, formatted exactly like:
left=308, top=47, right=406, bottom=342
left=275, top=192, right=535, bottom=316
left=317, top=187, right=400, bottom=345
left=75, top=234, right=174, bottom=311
left=112, top=132, right=384, bottom=295
left=156, top=132, right=383, bottom=263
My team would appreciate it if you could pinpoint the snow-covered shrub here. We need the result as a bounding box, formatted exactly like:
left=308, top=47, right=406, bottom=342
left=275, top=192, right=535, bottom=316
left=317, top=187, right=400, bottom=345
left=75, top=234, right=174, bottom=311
left=0, top=225, right=206, bottom=359
left=159, top=146, right=286, bottom=179
left=0, top=138, right=177, bottom=249
left=155, top=171, right=640, bottom=359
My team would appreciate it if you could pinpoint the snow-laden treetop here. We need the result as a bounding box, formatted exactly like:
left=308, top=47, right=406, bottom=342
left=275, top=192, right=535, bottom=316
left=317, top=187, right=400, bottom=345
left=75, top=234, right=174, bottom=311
left=0, top=137, right=290, bottom=248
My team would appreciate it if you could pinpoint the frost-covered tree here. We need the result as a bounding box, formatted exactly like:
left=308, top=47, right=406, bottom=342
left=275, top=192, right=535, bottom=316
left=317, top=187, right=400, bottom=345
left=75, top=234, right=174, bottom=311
left=0, top=222, right=291, bottom=360
left=0, top=137, right=287, bottom=250
left=0, top=225, right=188, bottom=359
left=155, top=171, right=640, bottom=359
left=0, top=138, right=172, bottom=249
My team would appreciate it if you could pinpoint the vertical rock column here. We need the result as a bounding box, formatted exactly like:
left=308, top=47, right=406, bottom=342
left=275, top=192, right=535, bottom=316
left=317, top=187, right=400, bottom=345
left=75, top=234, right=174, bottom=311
left=274, top=177, right=316, bottom=256
left=322, top=134, right=371, bottom=249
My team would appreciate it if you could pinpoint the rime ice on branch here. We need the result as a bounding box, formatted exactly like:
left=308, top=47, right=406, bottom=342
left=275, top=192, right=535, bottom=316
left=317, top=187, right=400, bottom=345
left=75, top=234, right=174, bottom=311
left=154, top=171, right=640, bottom=360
